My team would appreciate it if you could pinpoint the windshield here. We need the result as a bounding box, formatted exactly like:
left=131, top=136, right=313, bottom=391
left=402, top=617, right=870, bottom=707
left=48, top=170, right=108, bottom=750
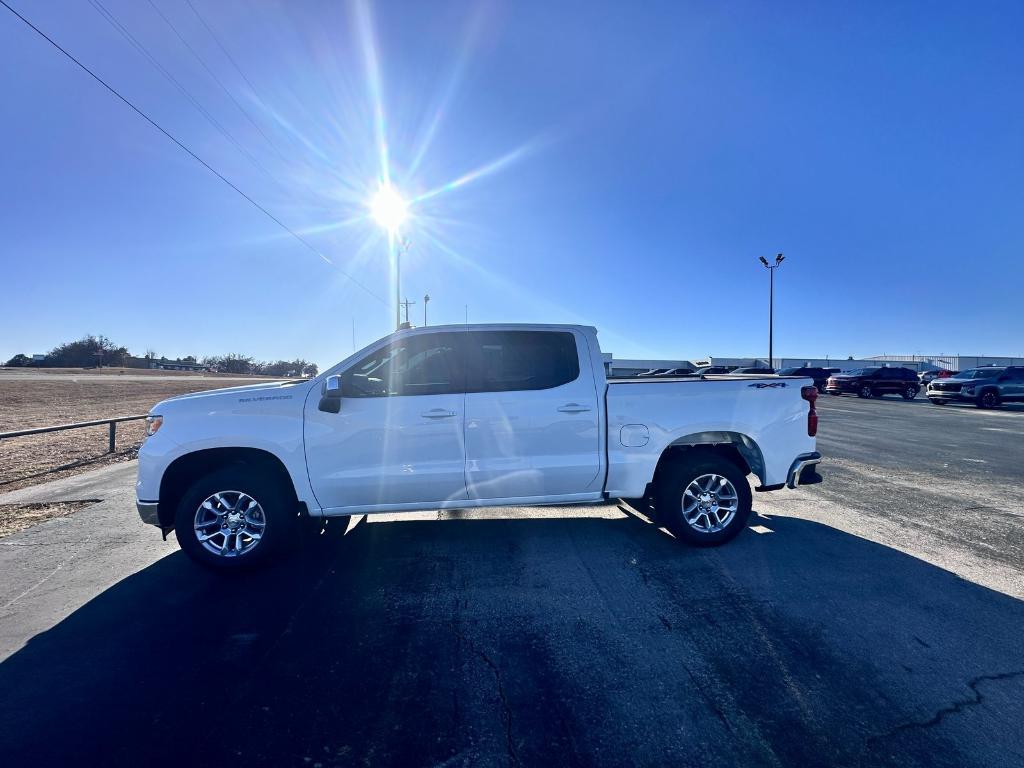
left=842, top=369, right=877, bottom=376
left=956, top=368, right=1003, bottom=379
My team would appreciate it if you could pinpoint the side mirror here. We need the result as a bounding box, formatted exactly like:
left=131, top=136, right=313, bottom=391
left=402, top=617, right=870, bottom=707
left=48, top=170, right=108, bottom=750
left=318, top=374, right=342, bottom=413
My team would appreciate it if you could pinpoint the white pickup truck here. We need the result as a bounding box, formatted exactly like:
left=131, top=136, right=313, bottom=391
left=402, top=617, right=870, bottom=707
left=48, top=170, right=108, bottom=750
left=137, top=324, right=822, bottom=569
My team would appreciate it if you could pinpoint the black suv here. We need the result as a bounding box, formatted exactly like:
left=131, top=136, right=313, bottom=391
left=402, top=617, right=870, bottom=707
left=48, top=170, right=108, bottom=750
left=778, top=366, right=832, bottom=393
left=927, top=366, right=1024, bottom=408
left=825, top=367, right=920, bottom=399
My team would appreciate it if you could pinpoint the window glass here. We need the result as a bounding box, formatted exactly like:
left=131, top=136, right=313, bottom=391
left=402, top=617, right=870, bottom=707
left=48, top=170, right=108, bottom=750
left=468, top=331, right=580, bottom=392
left=342, top=333, right=463, bottom=397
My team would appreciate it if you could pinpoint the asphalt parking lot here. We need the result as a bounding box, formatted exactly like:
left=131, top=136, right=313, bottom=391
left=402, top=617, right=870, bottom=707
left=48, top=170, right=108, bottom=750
left=1, top=395, right=1022, bottom=767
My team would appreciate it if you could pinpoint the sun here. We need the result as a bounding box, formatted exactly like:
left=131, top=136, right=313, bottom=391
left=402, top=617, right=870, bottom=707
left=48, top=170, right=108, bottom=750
left=369, top=184, right=408, bottom=233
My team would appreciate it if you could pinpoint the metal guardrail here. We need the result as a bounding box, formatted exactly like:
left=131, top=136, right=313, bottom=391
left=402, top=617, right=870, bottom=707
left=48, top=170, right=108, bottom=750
left=0, top=415, right=148, bottom=454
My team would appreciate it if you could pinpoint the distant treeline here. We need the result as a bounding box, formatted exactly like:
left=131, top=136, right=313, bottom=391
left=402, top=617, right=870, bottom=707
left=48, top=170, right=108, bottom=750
left=4, top=335, right=318, bottom=377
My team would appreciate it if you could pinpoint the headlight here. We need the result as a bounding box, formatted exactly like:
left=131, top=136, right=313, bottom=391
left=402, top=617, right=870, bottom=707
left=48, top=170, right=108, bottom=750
left=145, top=415, right=163, bottom=437
left=961, top=386, right=974, bottom=395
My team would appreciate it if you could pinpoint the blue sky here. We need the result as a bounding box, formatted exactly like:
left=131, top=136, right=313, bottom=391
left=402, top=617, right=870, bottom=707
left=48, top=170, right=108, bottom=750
left=2, top=0, right=1023, bottom=367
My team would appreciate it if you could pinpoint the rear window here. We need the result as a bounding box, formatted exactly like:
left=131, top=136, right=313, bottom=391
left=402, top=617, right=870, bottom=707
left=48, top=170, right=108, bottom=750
left=468, top=331, right=580, bottom=392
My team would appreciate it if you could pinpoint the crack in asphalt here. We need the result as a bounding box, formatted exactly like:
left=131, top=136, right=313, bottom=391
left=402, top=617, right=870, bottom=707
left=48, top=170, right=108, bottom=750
left=450, top=623, right=518, bottom=768
left=869, top=670, right=1024, bottom=744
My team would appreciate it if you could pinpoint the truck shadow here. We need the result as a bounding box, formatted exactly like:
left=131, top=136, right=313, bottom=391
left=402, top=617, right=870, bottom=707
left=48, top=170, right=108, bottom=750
left=1, top=509, right=1023, bottom=767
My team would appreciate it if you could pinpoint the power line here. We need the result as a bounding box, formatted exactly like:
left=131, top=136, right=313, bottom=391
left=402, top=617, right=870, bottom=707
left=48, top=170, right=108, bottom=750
left=184, top=0, right=273, bottom=120
left=87, top=0, right=275, bottom=183
left=145, top=0, right=286, bottom=162
left=0, top=0, right=387, bottom=305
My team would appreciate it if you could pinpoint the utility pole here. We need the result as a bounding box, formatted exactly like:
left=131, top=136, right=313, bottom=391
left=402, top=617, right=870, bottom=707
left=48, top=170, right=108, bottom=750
left=423, top=293, right=430, bottom=326
left=400, top=297, right=416, bottom=325
left=758, top=253, right=785, bottom=368
left=395, top=238, right=410, bottom=330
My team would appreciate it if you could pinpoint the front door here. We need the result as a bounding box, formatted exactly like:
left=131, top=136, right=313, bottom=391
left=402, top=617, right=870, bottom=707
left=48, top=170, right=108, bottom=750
left=463, top=329, right=602, bottom=501
left=304, top=331, right=468, bottom=512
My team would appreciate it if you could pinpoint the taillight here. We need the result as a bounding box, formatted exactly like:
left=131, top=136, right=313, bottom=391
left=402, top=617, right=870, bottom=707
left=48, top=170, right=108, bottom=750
left=801, top=385, right=818, bottom=437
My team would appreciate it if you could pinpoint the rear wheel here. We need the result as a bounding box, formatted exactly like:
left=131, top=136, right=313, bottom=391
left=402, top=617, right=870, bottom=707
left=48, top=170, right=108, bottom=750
left=977, top=390, right=1000, bottom=409
left=901, top=385, right=918, bottom=400
left=174, top=467, right=296, bottom=570
left=858, top=385, right=873, bottom=398
left=655, top=455, right=752, bottom=546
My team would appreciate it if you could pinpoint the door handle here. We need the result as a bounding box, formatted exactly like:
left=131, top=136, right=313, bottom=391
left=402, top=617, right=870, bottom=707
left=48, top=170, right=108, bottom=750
left=421, top=409, right=457, bottom=419
left=557, top=403, right=591, bottom=413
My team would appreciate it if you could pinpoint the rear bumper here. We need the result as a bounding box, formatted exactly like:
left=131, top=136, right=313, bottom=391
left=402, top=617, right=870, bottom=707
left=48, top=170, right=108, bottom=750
left=786, top=452, right=823, bottom=489
left=137, top=500, right=160, bottom=527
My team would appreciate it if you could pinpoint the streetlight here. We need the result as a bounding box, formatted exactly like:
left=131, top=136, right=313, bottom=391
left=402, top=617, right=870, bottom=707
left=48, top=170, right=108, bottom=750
left=758, top=253, right=785, bottom=367
left=369, top=184, right=409, bottom=330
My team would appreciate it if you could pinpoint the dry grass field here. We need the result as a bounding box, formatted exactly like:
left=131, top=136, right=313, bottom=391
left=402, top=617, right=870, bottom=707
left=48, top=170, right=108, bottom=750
left=0, top=369, right=281, bottom=493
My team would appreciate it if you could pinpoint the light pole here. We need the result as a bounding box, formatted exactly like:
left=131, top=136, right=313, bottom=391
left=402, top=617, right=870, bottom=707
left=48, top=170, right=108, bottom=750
left=369, top=184, right=409, bottom=330
left=423, top=293, right=430, bottom=326
left=758, top=253, right=785, bottom=368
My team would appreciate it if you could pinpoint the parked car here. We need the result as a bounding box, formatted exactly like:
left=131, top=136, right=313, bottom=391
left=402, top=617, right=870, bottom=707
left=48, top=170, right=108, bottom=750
left=654, top=367, right=698, bottom=377
left=927, top=366, right=1024, bottom=408
left=137, top=324, right=822, bottom=569
left=778, top=367, right=832, bottom=393
left=919, top=369, right=958, bottom=385
left=825, top=367, right=920, bottom=399
left=695, top=366, right=736, bottom=375
left=732, top=367, right=775, bottom=375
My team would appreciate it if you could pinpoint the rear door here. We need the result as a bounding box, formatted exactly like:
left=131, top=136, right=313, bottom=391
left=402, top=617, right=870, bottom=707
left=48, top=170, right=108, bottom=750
left=463, top=329, right=602, bottom=501
left=879, top=368, right=899, bottom=393
left=1002, top=368, right=1024, bottom=401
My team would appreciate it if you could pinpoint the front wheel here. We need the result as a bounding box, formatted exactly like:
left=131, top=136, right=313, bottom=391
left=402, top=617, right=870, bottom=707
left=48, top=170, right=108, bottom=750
left=858, top=385, right=873, bottom=398
left=977, top=390, right=1000, bottom=409
left=174, top=468, right=296, bottom=570
left=655, top=455, right=752, bottom=546
left=901, top=385, right=918, bottom=400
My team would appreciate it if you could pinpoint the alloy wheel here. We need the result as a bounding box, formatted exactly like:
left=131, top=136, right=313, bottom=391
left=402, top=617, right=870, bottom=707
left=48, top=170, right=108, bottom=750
left=193, top=490, right=266, bottom=558
left=682, top=474, right=739, bottom=533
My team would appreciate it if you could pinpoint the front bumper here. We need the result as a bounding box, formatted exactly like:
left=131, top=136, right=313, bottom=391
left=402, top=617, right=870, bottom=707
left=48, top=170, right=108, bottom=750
left=137, top=500, right=160, bottom=526
left=927, top=387, right=969, bottom=402
left=787, top=452, right=823, bottom=489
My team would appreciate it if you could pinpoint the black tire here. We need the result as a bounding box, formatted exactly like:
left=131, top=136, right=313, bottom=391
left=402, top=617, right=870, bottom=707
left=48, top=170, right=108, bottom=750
left=976, top=390, right=1000, bottom=409
left=174, top=467, right=297, bottom=571
left=816, top=384, right=827, bottom=395
left=901, top=385, right=918, bottom=400
left=655, top=454, right=752, bottom=547
left=858, top=385, right=873, bottom=398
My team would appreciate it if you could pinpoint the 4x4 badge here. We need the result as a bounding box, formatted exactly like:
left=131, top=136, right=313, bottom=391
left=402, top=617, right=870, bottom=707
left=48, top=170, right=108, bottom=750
left=748, top=382, right=787, bottom=388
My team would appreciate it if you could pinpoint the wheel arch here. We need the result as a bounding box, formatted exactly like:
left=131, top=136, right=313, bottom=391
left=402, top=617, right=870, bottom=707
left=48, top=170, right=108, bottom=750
left=157, top=447, right=302, bottom=528
left=653, top=431, right=766, bottom=487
